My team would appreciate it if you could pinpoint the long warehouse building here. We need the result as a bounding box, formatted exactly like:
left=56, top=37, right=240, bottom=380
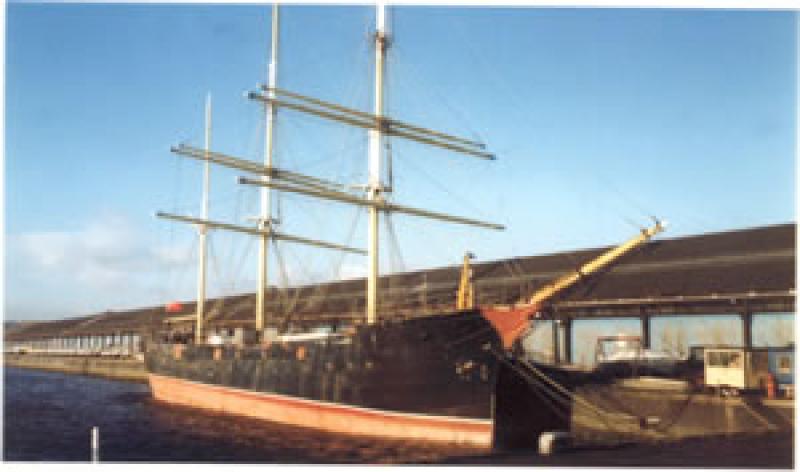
left=5, top=223, right=795, bottom=357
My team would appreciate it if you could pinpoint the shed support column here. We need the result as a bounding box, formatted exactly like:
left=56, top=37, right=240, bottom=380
left=641, top=314, right=651, bottom=350
left=552, top=320, right=561, bottom=364
left=741, top=311, right=753, bottom=349
left=563, top=317, right=573, bottom=364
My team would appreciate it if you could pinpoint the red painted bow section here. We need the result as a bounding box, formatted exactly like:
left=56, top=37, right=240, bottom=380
left=479, top=304, right=541, bottom=350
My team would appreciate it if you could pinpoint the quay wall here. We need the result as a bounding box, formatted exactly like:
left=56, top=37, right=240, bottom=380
left=573, top=388, right=795, bottom=439
left=3, top=354, right=147, bottom=382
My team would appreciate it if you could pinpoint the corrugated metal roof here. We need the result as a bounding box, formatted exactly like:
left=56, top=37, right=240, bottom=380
left=5, top=223, right=794, bottom=341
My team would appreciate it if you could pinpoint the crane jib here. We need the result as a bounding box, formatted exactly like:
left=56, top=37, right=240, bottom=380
left=480, top=220, right=666, bottom=350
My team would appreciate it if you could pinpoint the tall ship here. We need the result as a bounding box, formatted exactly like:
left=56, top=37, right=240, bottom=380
left=145, top=5, right=791, bottom=450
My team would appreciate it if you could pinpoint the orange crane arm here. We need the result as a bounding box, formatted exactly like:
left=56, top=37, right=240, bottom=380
left=481, top=220, right=666, bottom=349
left=528, top=220, right=666, bottom=306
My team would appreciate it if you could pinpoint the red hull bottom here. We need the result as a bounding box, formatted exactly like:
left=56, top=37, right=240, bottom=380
left=148, top=373, right=493, bottom=447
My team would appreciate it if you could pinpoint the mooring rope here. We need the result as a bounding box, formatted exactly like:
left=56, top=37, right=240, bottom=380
left=490, top=351, right=573, bottom=423
left=499, top=351, right=639, bottom=436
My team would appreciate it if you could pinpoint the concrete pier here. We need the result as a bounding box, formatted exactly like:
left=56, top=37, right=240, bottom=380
left=3, top=354, right=147, bottom=382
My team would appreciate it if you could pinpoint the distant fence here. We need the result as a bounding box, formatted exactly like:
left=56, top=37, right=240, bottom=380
left=5, top=333, right=143, bottom=358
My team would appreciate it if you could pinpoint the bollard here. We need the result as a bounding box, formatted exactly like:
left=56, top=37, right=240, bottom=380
left=538, top=431, right=571, bottom=455
left=91, top=426, right=100, bottom=463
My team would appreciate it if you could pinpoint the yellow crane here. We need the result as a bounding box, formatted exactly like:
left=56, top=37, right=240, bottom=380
left=527, top=220, right=666, bottom=306
left=482, top=220, right=667, bottom=349
left=457, top=252, right=476, bottom=310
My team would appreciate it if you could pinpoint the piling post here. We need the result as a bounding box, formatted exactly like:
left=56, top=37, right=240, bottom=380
left=91, top=426, right=100, bottom=463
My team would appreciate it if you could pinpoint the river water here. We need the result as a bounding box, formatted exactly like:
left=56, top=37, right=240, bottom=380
left=3, top=366, right=794, bottom=466
left=3, top=367, right=478, bottom=463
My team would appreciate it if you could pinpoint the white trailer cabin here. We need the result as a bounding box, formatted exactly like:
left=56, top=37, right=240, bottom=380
left=704, top=347, right=770, bottom=392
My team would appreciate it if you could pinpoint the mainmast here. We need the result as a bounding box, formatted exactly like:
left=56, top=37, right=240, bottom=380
left=158, top=8, right=366, bottom=342
left=195, top=94, right=212, bottom=344
left=256, top=4, right=280, bottom=337
left=367, top=3, right=388, bottom=325
left=158, top=4, right=503, bottom=336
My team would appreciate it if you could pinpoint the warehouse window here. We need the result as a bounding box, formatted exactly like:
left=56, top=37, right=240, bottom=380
left=777, top=354, right=792, bottom=374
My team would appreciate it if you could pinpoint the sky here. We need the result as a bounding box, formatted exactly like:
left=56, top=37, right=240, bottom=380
left=4, top=4, right=797, bottom=324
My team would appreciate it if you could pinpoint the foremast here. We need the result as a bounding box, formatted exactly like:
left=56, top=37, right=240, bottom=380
left=243, top=5, right=504, bottom=326
left=256, top=4, right=280, bottom=335
left=367, top=3, right=388, bottom=325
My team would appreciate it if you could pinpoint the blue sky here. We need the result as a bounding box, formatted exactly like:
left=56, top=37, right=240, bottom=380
left=5, top=5, right=797, bottom=322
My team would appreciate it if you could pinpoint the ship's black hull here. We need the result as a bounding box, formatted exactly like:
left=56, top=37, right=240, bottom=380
left=146, top=309, right=791, bottom=448
left=148, top=311, right=499, bottom=416
left=145, top=310, right=576, bottom=447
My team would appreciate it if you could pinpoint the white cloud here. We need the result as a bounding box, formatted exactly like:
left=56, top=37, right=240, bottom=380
left=7, top=213, right=197, bottom=319
left=17, top=232, right=73, bottom=268
left=8, top=214, right=368, bottom=320
left=16, top=214, right=191, bottom=280
left=152, top=244, right=195, bottom=267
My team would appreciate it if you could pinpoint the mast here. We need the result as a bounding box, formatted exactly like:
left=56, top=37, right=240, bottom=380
left=162, top=4, right=501, bottom=334
left=256, top=4, right=280, bottom=337
left=158, top=7, right=369, bottom=340
left=242, top=3, right=503, bottom=322
left=196, top=94, right=212, bottom=344
left=367, top=3, right=388, bottom=325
